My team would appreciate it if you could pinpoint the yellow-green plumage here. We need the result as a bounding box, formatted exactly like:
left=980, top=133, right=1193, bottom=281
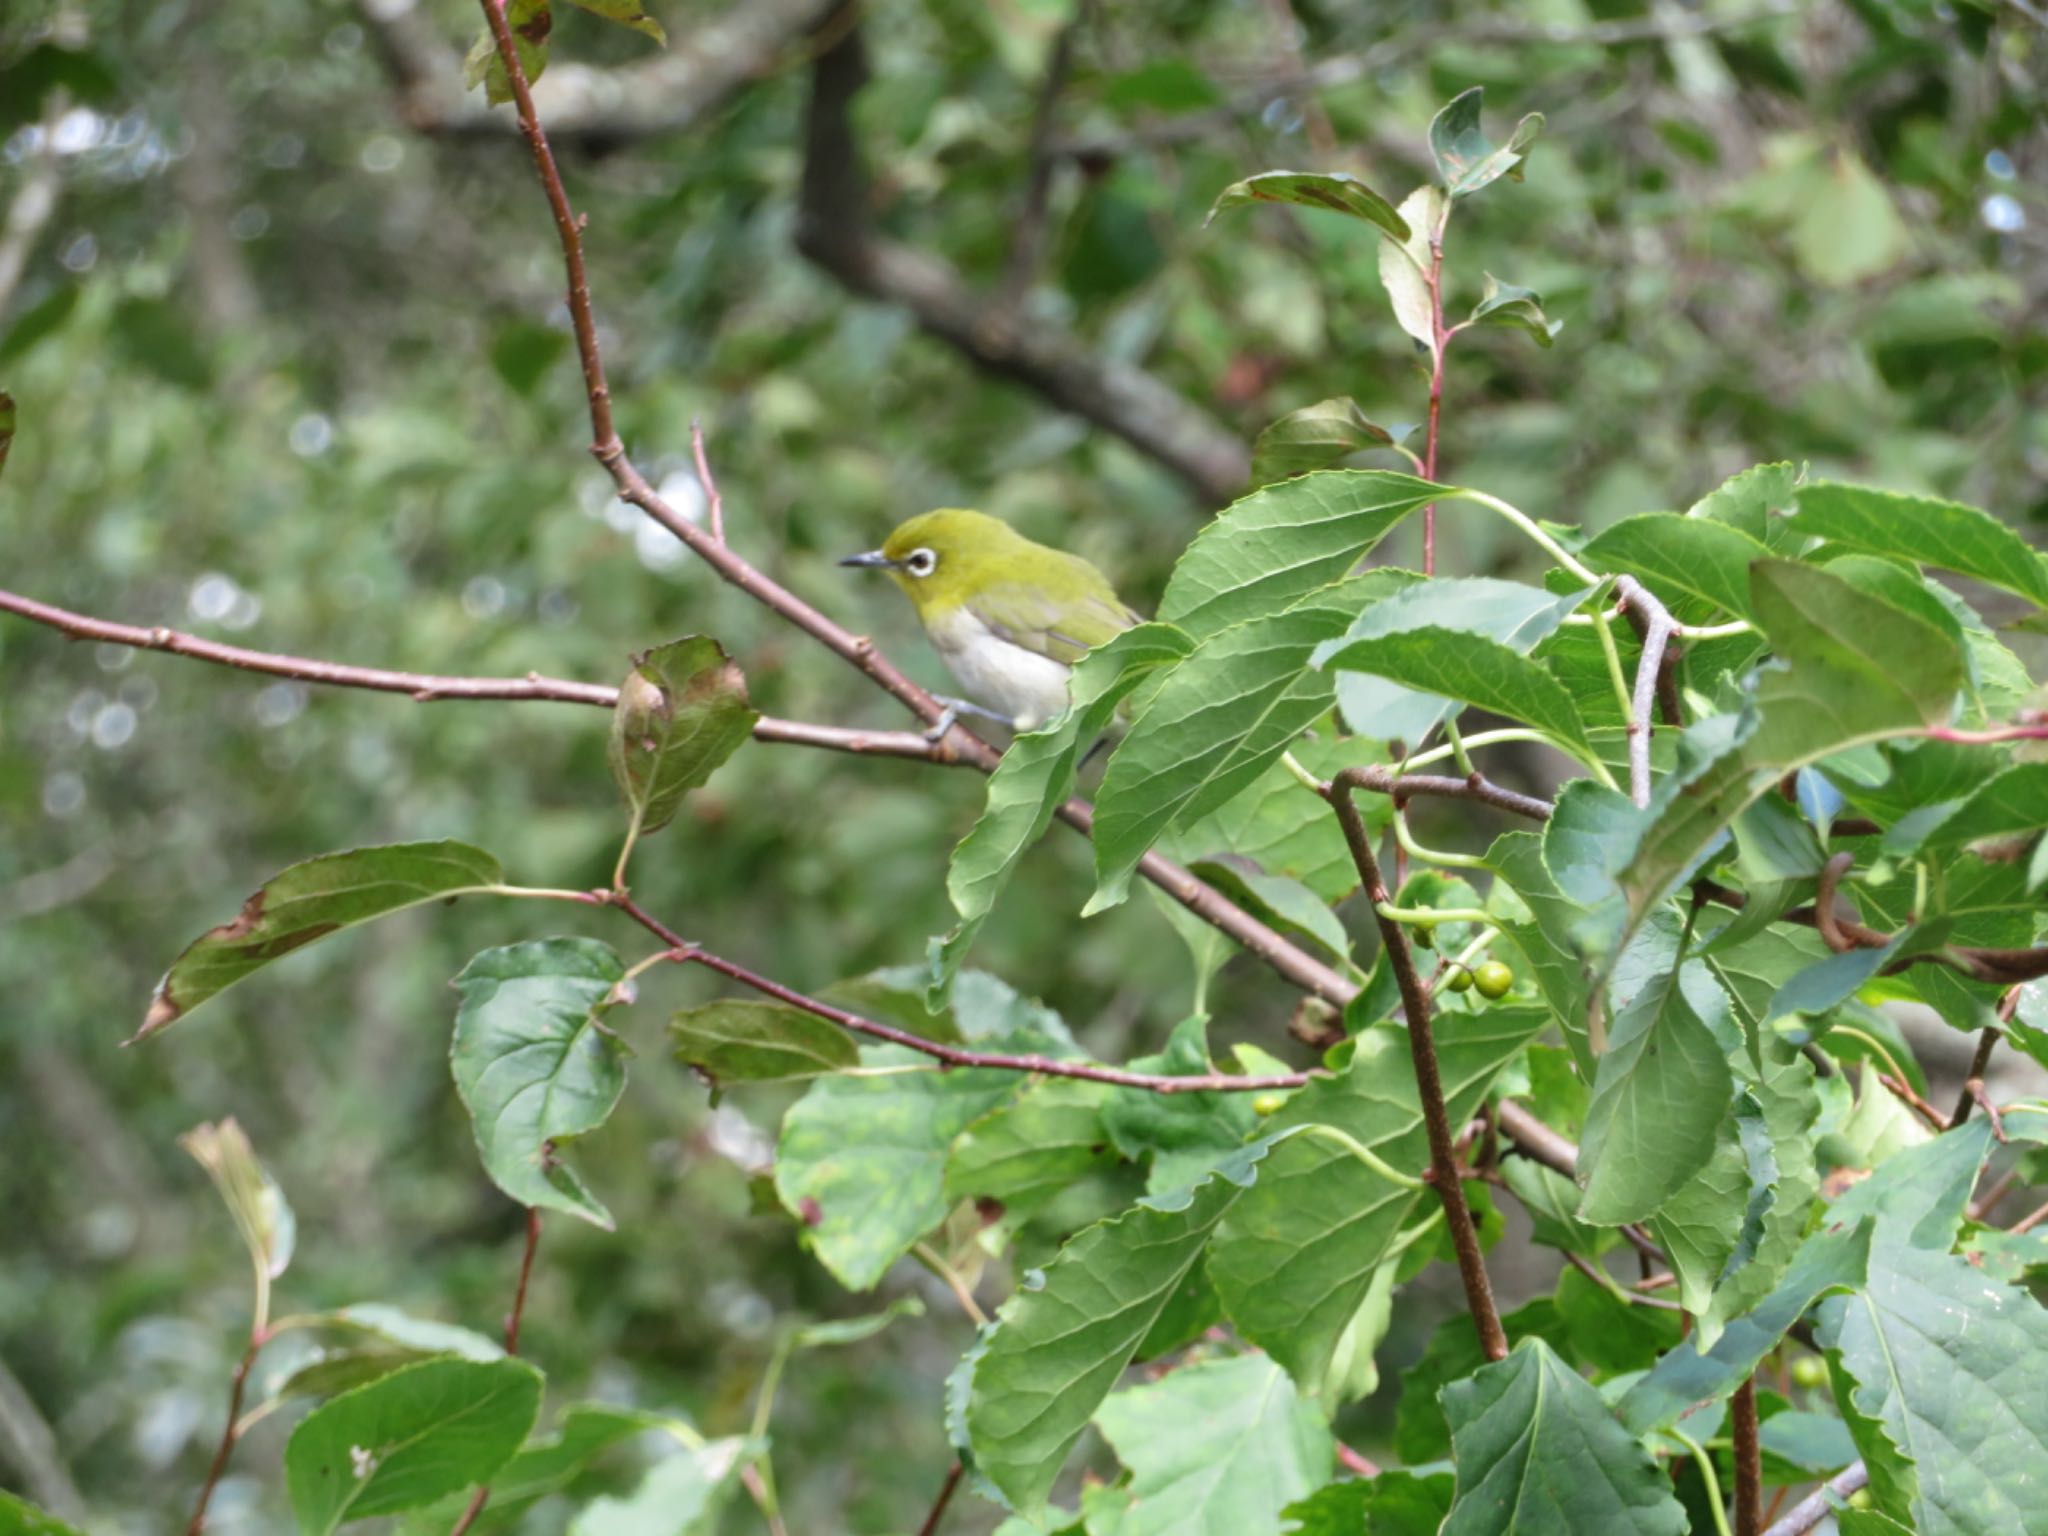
left=843, top=509, right=1139, bottom=730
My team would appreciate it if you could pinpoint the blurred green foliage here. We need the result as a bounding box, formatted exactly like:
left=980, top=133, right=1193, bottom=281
left=1, top=0, right=2043, bottom=1529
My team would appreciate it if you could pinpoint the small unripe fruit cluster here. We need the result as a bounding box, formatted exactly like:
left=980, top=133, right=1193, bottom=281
left=1443, top=956, right=1515, bottom=1000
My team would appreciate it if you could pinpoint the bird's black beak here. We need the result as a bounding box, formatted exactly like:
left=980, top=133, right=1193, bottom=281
left=838, top=550, right=896, bottom=570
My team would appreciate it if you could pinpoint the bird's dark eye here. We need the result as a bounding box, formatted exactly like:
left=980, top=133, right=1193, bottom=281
left=905, top=548, right=937, bottom=577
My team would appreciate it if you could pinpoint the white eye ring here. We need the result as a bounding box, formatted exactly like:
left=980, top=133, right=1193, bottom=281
left=904, top=548, right=937, bottom=577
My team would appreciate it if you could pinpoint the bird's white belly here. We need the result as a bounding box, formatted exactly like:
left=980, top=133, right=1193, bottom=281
left=926, top=607, right=1074, bottom=731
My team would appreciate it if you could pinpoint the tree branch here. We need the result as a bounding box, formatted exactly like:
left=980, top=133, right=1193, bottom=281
left=1732, top=1378, right=1762, bottom=1536
left=1760, top=1462, right=1869, bottom=1536
left=447, top=1204, right=544, bottom=1535
left=1613, top=576, right=1678, bottom=806
left=1326, top=768, right=1508, bottom=1361
left=794, top=19, right=1249, bottom=502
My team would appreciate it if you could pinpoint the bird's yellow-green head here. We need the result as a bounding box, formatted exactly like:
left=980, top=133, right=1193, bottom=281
left=838, top=509, right=1031, bottom=621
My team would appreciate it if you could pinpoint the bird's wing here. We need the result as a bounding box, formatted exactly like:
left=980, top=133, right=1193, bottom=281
left=966, top=580, right=1140, bottom=666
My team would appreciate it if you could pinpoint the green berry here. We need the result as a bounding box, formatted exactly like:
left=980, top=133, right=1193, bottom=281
left=1411, top=923, right=1435, bottom=951
left=1473, top=960, right=1514, bottom=1000
left=1789, top=1355, right=1829, bottom=1389
left=1445, top=966, right=1474, bottom=993
left=1252, top=1092, right=1287, bottom=1117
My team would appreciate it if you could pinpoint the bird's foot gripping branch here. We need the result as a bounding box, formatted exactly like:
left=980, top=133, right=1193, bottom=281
left=5, top=8, right=2048, bottom=1536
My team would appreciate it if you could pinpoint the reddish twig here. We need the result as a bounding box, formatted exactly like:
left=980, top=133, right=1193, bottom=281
left=1561, top=1251, right=1685, bottom=1312
left=2010, top=1196, right=2048, bottom=1237
left=1953, top=995, right=2018, bottom=1126
left=1876, top=1072, right=1948, bottom=1133
left=1732, top=1379, right=1763, bottom=1536
left=1321, top=762, right=1553, bottom=822
left=914, top=1462, right=964, bottom=1536
left=1813, top=852, right=1882, bottom=954
left=447, top=1205, right=544, bottom=1536
left=690, top=419, right=725, bottom=545
left=1326, top=768, right=1507, bottom=1361
left=184, top=1326, right=265, bottom=1535
left=1335, top=1442, right=1382, bottom=1478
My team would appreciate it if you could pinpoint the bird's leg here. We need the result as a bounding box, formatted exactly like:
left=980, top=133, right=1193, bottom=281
left=925, top=696, right=1013, bottom=741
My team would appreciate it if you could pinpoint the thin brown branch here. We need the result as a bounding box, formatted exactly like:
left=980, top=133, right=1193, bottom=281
left=915, top=1462, right=964, bottom=1536
left=2010, top=1195, right=2048, bottom=1236
left=448, top=1204, right=543, bottom=1536
left=1561, top=1251, right=1686, bottom=1312
left=1813, top=852, right=1878, bottom=954
left=1877, top=1071, right=1949, bottom=1133
left=1732, top=1379, right=1763, bottom=1536
left=1760, top=1462, right=1869, bottom=1536
left=1327, top=768, right=1507, bottom=1361
left=1325, top=762, right=1553, bottom=822
left=1497, top=1103, right=1580, bottom=1176
left=1953, top=994, right=2019, bottom=1126
left=691, top=419, right=726, bottom=545
left=1700, top=879, right=2043, bottom=987
left=794, top=19, right=1247, bottom=501
left=611, top=893, right=1318, bottom=1094
left=185, top=1327, right=264, bottom=1535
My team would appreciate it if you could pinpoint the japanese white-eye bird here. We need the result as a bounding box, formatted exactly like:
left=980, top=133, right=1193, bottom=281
left=840, top=509, right=1140, bottom=734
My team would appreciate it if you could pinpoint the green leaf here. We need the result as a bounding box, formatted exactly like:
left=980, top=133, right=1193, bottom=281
left=1205, top=171, right=1410, bottom=241
left=608, top=636, right=756, bottom=840
left=1397, top=1299, right=1570, bottom=1463
left=0, top=1494, right=87, bottom=1535
left=1187, top=863, right=1349, bottom=961
left=1441, top=1338, right=1686, bottom=1536
left=1250, top=397, right=1409, bottom=488
left=1283, top=1471, right=1455, bottom=1536
left=1315, top=577, right=1593, bottom=751
left=399, top=1404, right=685, bottom=1525
left=1100, top=1014, right=1257, bottom=1194
left=180, top=1117, right=295, bottom=1287
left=451, top=939, right=628, bottom=1229
left=1378, top=185, right=1443, bottom=350
left=563, top=0, right=666, bottom=44
left=932, top=624, right=1193, bottom=1002
left=945, top=1077, right=1116, bottom=1212
left=670, top=999, right=858, bottom=1085
left=139, top=841, right=505, bottom=1039
left=1429, top=87, right=1543, bottom=196
left=1157, top=471, right=1444, bottom=639
left=1690, top=462, right=1802, bottom=547
left=1819, top=1247, right=2048, bottom=1534
left=1914, top=762, right=2048, bottom=850
left=1321, top=628, right=1592, bottom=758
left=286, top=1357, right=544, bottom=1532
left=1208, top=1007, right=1547, bottom=1396
left=1089, top=570, right=1418, bottom=911
left=1092, top=1355, right=1333, bottom=1536
left=489, top=321, right=570, bottom=397
left=1170, top=740, right=1374, bottom=905
left=566, top=1438, right=750, bottom=1536
left=1582, top=513, right=1773, bottom=621
left=0, top=284, right=79, bottom=364
left=964, top=1144, right=1271, bottom=1513
left=775, top=1044, right=1036, bottom=1289
left=1468, top=273, right=1560, bottom=346
left=111, top=297, right=213, bottom=391
left=1578, top=966, right=1735, bottom=1224
left=463, top=0, right=551, bottom=106
left=1792, top=483, right=2048, bottom=609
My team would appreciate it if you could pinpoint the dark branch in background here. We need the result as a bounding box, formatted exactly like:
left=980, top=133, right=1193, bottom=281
left=359, top=0, right=842, bottom=145
left=985, top=13, right=1082, bottom=337
left=1326, top=767, right=1509, bottom=1361
left=795, top=20, right=1250, bottom=502
left=1761, top=1461, right=1869, bottom=1536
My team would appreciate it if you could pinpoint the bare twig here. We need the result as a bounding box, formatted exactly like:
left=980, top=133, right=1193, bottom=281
left=1953, top=994, right=2018, bottom=1126
left=1760, top=1462, right=1869, bottom=1536
left=1732, top=1379, right=1762, bottom=1536
left=1319, top=762, right=1553, bottom=822
left=447, top=1205, right=543, bottom=1536
left=1812, top=852, right=1881, bottom=955
left=185, top=1329, right=265, bottom=1535
left=1335, top=1442, right=1381, bottom=1478
left=1561, top=1251, right=1685, bottom=1312
left=1327, top=769, right=1507, bottom=1361
left=691, top=419, right=726, bottom=545
left=1612, top=576, right=1677, bottom=807
left=2011, top=1196, right=2048, bottom=1236
left=915, top=1462, right=964, bottom=1536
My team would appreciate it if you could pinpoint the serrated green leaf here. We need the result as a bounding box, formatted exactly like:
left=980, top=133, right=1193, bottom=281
left=1378, top=185, right=1443, bottom=350
left=1323, top=626, right=1593, bottom=758
left=670, top=999, right=858, bottom=1084
left=1792, top=482, right=2048, bottom=609
left=286, top=1356, right=543, bottom=1532
left=608, top=636, right=755, bottom=840
left=1690, top=462, right=1801, bottom=546
left=1442, top=1337, right=1686, bottom=1536
left=1092, top=1354, right=1332, bottom=1536
left=1283, top=1469, right=1455, bottom=1536
left=932, top=624, right=1193, bottom=1002
left=1250, top=397, right=1409, bottom=487
left=181, top=1117, right=295, bottom=1288
left=451, top=939, right=627, bottom=1228
left=1579, top=966, right=1735, bottom=1224
left=564, top=0, right=665, bottom=44
left=1100, top=1015, right=1257, bottom=1194
left=1429, top=87, right=1543, bottom=196
left=965, top=1144, right=1272, bottom=1513
left=1208, top=1007, right=1546, bottom=1397
left=1157, top=471, right=1444, bottom=639
left=139, top=841, right=505, bottom=1039
left=775, top=1042, right=1043, bottom=1289
left=1819, top=1247, right=2048, bottom=1534
left=1468, top=273, right=1559, bottom=346
left=1205, top=171, right=1409, bottom=241
left=1582, top=513, right=1772, bottom=621
left=945, top=1077, right=1115, bottom=1211
left=1914, top=762, right=2048, bottom=851
left=1089, top=570, right=1418, bottom=910
left=1170, top=737, right=1380, bottom=906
